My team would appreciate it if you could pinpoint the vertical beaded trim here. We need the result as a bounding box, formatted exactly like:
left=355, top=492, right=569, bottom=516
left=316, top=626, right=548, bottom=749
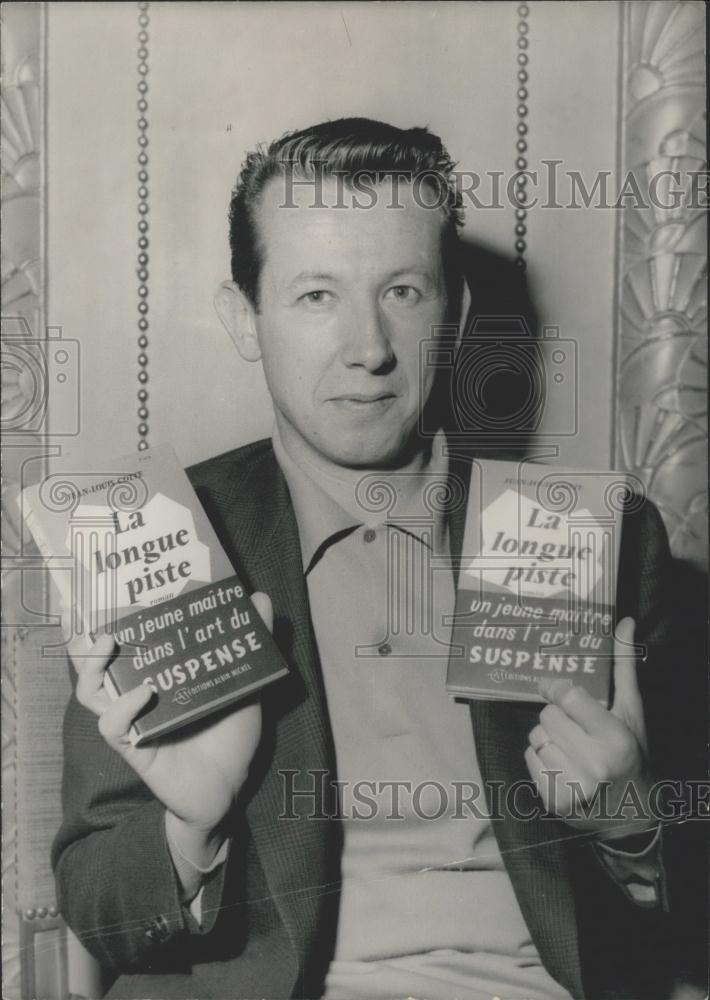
left=514, top=2, right=530, bottom=270
left=136, top=2, right=150, bottom=450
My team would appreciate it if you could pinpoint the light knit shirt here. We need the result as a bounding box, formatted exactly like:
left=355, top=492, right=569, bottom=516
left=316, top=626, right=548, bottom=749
left=273, top=425, right=571, bottom=1000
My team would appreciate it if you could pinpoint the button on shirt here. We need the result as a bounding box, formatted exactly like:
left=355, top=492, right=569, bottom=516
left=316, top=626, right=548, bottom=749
left=273, top=426, right=571, bottom=1000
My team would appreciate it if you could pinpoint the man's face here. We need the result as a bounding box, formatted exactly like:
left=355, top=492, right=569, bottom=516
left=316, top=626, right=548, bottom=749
left=251, top=175, right=449, bottom=469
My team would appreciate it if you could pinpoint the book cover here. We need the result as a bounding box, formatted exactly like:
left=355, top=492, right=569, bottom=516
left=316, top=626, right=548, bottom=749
left=447, top=458, right=629, bottom=705
left=18, top=444, right=288, bottom=743
left=105, top=575, right=287, bottom=743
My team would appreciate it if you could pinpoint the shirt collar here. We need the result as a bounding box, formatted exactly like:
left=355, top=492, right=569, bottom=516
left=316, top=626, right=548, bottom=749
left=272, top=422, right=450, bottom=574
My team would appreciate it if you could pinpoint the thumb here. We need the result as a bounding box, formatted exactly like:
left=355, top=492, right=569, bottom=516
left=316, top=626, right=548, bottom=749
left=611, top=616, right=647, bottom=751
left=250, top=591, right=274, bottom=634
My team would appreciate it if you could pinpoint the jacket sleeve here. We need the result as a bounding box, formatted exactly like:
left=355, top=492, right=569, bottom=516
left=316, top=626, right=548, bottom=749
left=616, top=495, right=681, bottom=783
left=569, top=498, right=679, bottom=998
left=567, top=498, right=672, bottom=921
left=616, top=494, right=672, bottom=650
left=51, top=681, right=227, bottom=973
left=618, top=496, right=707, bottom=980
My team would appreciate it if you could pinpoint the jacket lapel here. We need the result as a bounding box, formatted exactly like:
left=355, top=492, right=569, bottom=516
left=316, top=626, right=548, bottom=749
left=447, top=452, right=584, bottom=999
left=206, top=446, right=338, bottom=991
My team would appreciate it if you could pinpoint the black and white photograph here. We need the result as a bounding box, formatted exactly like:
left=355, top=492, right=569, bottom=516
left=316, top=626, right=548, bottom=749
left=1, top=3, right=707, bottom=999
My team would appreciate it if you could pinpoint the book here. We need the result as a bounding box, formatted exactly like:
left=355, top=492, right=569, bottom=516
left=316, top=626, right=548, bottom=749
left=447, top=458, right=629, bottom=705
left=18, top=444, right=288, bottom=743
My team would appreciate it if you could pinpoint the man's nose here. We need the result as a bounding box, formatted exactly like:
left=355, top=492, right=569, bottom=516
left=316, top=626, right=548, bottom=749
left=341, top=303, right=395, bottom=373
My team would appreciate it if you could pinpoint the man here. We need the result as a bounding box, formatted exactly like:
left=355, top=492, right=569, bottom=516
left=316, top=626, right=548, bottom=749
left=54, top=119, right=674, bottom=999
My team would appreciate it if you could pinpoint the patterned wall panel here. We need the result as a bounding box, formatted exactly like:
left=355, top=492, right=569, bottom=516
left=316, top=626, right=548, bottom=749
left=2, top=5, right=43, bottom=996
left=1, top=4, right=68, bottom=997
left=615, top=0, right=707, bottom=567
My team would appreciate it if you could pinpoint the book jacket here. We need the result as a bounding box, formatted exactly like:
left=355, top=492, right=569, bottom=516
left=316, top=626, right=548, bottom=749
left=18, top=444, right=288, bottom=743
left=447, top=458, right=629, bottom=705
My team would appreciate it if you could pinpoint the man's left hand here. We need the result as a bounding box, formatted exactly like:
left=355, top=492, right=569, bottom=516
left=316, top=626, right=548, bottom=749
left=524, top=617, right=656, bottom=842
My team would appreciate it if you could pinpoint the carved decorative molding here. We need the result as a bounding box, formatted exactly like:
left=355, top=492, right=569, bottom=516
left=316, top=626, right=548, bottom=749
left=1, top=4, right=49, bottom=998
left=615, top=0, right=707, bottom=567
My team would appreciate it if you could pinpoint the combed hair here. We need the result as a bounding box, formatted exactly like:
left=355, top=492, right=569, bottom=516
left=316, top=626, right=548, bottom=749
left=228, top=117, right=464, bottom=308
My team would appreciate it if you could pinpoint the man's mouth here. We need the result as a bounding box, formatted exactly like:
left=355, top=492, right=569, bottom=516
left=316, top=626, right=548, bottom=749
left=330, top=392, right=397, bottom=405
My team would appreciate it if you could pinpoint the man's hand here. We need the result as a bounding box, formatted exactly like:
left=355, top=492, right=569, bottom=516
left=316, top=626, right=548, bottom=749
left=524, top=617, right=655, bottom=841
left=69, top=592, right=272, bottom=863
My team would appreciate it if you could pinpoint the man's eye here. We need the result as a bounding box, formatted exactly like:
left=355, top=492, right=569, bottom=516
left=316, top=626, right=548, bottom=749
left=299, top=290, right=333, bottom=305
left=386, top=285, right=421, bottom=304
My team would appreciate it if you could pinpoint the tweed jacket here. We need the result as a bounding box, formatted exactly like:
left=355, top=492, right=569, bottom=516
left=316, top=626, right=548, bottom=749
left=52, top=439, right=675, bottom=1000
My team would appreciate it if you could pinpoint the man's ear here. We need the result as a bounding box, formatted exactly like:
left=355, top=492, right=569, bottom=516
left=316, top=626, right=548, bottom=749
left=213, top=281, right=261, bottom=362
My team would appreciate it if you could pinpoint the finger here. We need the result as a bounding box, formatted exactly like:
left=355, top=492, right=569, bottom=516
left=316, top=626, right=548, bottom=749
left=611, top=617, right=647, bottom=751
left=525, top=744, right=545, bottom=791
left=527, top=727, right=572, bottom=773
left=525, top=745, right=597, bottom=817
left=63, top=610, right=95, bottom=659
left=538, top=676, right=617, bottom=738
left=98, top=684, right=153, bottom=745
left=528, top=722, right=551, bottom=754
left=74, top=633, right=119, bottom=715
left=611, top=617, right=640, bottom=712
left=526, top=739, right=570, bottom=774
left=250, top=591, right=273, bottom=633
left=538, top=702, right=596, bottom=761
left=524, top=745, right=563, bottom=809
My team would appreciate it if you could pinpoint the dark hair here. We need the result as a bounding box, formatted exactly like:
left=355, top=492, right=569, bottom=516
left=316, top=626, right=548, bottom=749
left=228, top=117, right=464, bottom=309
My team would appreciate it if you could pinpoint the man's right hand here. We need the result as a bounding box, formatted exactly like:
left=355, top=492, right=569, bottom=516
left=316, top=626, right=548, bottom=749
left=69, top=591, right=272, bottom=864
